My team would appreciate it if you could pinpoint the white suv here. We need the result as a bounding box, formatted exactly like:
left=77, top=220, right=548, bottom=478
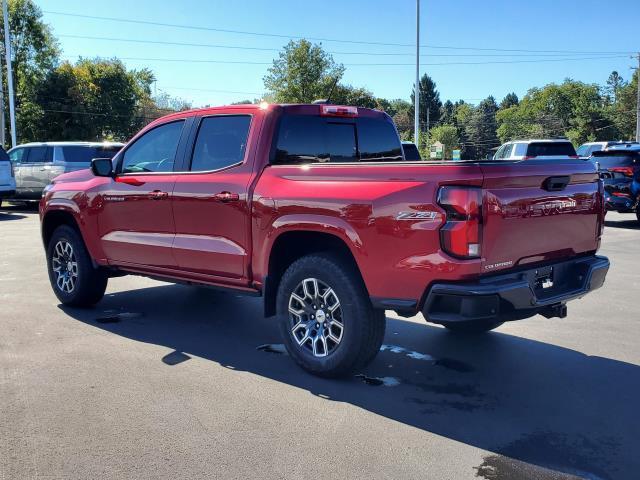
left=493, top=139, right=577, bottom=160
left=0, top=147, right=16, bottom=207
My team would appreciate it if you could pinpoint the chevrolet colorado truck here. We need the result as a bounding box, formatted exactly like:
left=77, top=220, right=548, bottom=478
left=40, top=103, right=610, bottom=376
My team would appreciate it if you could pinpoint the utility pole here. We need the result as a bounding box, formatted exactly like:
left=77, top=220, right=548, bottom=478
left=0, top=50, right=5, bottom=148
left=2, top=0, right=16, bottom=147
left=414, top=0, right=420, bottom=148
left=636, top=52, right=640, bottom=142
left=426, top=105, right=429, bottom=146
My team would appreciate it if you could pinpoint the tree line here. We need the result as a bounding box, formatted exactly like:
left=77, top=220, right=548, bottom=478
left=1, top=2, right=637, bottom=156
left=262, top=40, right=639, bottom=160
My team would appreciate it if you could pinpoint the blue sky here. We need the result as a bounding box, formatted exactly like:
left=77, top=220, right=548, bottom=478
left=39, top=0, right=639, bottom=107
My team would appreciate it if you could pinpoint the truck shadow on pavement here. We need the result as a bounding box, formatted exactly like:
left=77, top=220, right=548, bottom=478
left=60, top=284, right=637, bottom=480
left=604, top=219, right=639, bottom=230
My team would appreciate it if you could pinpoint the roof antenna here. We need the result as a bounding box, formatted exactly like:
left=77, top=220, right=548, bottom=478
left=312, top=76, right=340, bottom=105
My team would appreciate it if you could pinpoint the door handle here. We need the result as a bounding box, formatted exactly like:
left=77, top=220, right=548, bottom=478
left=213, top=191, right=240, bottom=202
left=149, top=190, right=169, bottom=200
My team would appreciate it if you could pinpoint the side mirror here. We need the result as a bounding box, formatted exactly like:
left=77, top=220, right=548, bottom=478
left=91, top=158, right=114, bottom=177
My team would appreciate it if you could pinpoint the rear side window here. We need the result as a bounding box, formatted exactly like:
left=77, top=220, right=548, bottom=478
left=513, top=143, right=527, bottom=156
left=54, top=146, right=121, bottom=163
left=526, top=142, right=576, bottom=157
left=272, top=114, right=401, bottom=165
left=402, top=143, right=421, bottom=160
left=121, top=121, right=184, bottom=174
left=26, top=146, right=48, bottom=163
left=190, top=115, right=252, bottom=171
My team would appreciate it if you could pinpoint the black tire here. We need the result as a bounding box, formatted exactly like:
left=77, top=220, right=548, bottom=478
left=46, top=225, right=107, bottom=307
left=441, top=320, right=504, bottom=334
left=276, top=253, right=385, bottom=377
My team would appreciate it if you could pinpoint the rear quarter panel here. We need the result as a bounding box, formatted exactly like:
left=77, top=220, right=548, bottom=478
left=252, top=162, right=485, bottom=303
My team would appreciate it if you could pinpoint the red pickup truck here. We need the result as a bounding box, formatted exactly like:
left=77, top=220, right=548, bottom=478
left=40, top=103, right=609, bottom=376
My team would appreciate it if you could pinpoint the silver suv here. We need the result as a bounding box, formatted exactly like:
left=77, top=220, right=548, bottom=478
left=493, top=139, right=577, bottom=160
left=8, top=141, right=123, bottom=200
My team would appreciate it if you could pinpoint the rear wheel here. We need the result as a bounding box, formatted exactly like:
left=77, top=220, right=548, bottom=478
left=276, top=253, right=385, bottom=377
left=46, top=225, right=108, bottom=307
left=441, top=320, right=504, bottom=334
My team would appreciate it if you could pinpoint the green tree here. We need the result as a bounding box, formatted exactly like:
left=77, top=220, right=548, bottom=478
left=496, top=79, right=613, bottom=145
left=466, top=96, right=499, bottom=159
left=410, top=73, right=442, bottom=130
left=612, top=69, right=638, bottom=140
left=263, top=39, right=344, bottom=103
left=330, top=84, right=377, bottom=108
left=499, top=92, right=519, bottom=110
left=430, top=124, right=459, bottom=159
left=31, top=58, right=156, bottom=142
left=440, top=100, right=455, bottom=125
left=0, top=0, right=60, bottom=144
left=605, top=71, right=625, bottom=105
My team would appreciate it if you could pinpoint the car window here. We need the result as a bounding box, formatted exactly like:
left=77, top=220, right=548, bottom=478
left=190, top=115, right=251, bottom=172
left=272, top=114, right=400, bottom=165
left=8, top=148, right=25, bottom=164
left=513, top=143, right=528, bottom=156
left=493, top=145, right=504, bottom=160
left=54, top=145, right=121, bottom=163
left=501, top=144, right=514, bottom=159
left=25, top=146, right=48, bottom=163
left=526, top=142, right=576, bottom=157
left=402, top=143, right=421, bottom=160
left=357, top=117, right=403, bottom=161
left=588, top=145, right=603, bottom=155
left=121, top=121, right=184, bottom=174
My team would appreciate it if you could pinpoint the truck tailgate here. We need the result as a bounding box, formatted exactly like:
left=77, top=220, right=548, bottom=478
left=479, top=160, right=602, bottom=273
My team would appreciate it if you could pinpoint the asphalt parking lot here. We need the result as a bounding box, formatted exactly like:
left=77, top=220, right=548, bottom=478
left=1, top=205, right=638, bottom=480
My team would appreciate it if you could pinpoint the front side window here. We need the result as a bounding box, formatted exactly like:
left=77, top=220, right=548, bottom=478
left=121, top=121, right=184, bottom=174
left=190, top=115, right=251, bottom=171
left=501, top=144, right=514, bottom=159
left=513, top=143, right=528, bottom=156
left=9, top=148, right=25, bottom=164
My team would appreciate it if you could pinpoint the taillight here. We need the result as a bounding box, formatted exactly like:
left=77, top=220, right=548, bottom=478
left=437, top=186, right=482, bottom=259
left=319, top=105, right=358, bottom=117
left=610, top=166, right=634, bottom=177
left=522, top=155, right=536, bottom=160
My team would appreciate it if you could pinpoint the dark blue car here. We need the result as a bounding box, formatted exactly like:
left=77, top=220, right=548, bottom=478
left=593, top=145, right=640, bottom=222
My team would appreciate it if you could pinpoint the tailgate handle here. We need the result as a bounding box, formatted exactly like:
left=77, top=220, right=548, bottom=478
left=543, top=176, right=570, bottom=192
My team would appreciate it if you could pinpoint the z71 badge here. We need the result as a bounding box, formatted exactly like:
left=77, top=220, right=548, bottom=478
left=396, top=211, right=438, bottom=220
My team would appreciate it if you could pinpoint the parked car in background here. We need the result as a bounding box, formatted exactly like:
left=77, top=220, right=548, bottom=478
left=40, top=103, right=609, bottom=377
left=576, top=141, right=638, bottom=158
left=8, top=141, right=123, bottom=201
left=401, top=141, right=421, bottom=160
left=493, top=139, right=578, bottom=161
left=592, top=144, right=640, bottom=222
left=0, top=146, right=16, bottom=207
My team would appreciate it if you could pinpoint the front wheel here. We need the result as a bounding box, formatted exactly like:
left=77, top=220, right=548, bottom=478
left=441, top=320, right=504, bottom=334
left=46, top=225, right=108, bottom=307
left=276, top=254, right=385, bottom=377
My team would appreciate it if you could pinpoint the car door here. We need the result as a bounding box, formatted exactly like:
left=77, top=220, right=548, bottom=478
left=25, top=145, right=52, bottom=197
left=96, top=118, right=191, bottom=269
left=8, top=147, right=27, bottom=197
left=171, top=114, right=256, bottom=281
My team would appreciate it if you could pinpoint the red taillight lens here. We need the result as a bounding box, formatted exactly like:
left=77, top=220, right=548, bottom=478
left=438, top=186, right=482, bottom=258
left=319, top=105, right=358, bottom=117
left=610, top=166, right=634, bottom=177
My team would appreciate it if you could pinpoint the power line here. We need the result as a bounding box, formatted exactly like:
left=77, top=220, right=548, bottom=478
left=56, top=33, right=626, bottom=58
left=62, top=54, right=629, bottom=67
left=44, top=10, right=635, bottom=55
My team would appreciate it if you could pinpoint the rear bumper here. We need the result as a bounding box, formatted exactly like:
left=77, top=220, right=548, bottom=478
left=422, top=255, right=609, bottom=324
left=605, top=194, right=635, bottom=212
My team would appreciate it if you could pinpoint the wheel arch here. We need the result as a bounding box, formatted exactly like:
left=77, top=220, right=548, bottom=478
left=263, top=229, right=368, bottom=318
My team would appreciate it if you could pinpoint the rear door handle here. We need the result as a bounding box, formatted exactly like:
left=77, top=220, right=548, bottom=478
left=149, top=190, right=169, bottom=200
left=213, top=191, right=240, bottom=202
